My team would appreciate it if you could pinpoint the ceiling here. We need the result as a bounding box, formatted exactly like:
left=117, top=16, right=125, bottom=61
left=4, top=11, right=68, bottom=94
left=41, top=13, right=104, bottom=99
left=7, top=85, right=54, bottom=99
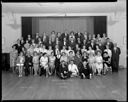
left=2, top=1, right=126, bottom=14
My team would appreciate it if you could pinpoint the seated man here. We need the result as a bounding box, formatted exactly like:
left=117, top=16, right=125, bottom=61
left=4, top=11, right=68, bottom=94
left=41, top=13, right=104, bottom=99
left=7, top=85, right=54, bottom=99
left=68, top=60, right=79, bottom=77
left=58, top=61, right=70, bottom=79
left=79, top=59, right=91, bottom=79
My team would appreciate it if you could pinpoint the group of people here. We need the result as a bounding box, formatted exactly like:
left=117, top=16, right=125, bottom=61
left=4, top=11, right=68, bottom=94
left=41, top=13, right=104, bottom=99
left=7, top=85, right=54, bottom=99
left=10, top=31, right=121, bottom=79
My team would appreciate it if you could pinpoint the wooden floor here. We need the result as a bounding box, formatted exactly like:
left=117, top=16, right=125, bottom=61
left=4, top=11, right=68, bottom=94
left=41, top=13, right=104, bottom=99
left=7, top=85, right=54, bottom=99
left=2, top=69, right=127, bottom=101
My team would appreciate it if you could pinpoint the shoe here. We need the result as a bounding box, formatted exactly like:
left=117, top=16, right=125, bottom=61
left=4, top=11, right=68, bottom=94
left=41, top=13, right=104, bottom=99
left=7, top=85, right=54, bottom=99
left=90, top=74, right=92, bottom=79
left=19, top=75, right=22, bottom=77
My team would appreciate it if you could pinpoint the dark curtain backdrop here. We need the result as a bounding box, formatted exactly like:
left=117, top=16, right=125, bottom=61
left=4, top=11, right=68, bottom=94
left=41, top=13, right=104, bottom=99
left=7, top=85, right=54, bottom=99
left=21, top=17, right=32, bottom=40
left=32, top=17, right=94, bottom=37
left=22, top=16, right=107, bottom=39
left=94, top=16, right=107, bottom=37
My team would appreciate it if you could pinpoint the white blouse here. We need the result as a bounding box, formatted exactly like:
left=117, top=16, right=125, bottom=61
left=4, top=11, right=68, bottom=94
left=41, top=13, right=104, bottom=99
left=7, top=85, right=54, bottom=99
left=68, top=64, right=78, bottom=73
left=95, top=56, right=103, bottom=63
left=40, top=56, right=48, bottom=66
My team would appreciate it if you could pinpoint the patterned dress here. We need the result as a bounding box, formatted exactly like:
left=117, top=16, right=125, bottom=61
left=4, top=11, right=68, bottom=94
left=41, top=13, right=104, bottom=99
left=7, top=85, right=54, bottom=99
left=10, top=50, right=18, bottom=67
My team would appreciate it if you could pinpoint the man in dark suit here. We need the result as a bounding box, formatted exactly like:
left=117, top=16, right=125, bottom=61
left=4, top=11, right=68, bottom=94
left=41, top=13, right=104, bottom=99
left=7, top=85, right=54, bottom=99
left=68, top=38, right=76, bottom=51
left=26, top=34, right=32, bottom=44
left=87, top=40, right=95, bottom=50
left=75, top=32, right=84, bottom=42
left=60, top=31, right=69, bottom=42
left=105, top=38, right=114, bottom=51
left=34, top=33, right=40, bottom=44
left=76, top=37, right=82, bottom=49
left=60, top=37, right=69, bottom=49
left=42, top=32, right=49, bottom=48
left=111, top=43, right=121, bottom=72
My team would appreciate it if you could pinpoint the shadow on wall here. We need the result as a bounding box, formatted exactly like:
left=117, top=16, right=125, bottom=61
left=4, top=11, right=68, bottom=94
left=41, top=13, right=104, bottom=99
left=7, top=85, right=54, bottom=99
left=7, top=24, right=21, bottom=30
left=108, top=19, right=119, bottom=26
left=6, top=20, right=21, bottom=30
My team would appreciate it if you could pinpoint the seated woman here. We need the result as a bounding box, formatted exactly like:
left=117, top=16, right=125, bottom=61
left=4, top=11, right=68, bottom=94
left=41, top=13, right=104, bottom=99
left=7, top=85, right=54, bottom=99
left=16, top=51, right=25, bottom=77
left=103, top=51, right=111, bottom=75
left=24, top=52, right=32, bottom=76
left=68, top=60, right=79, bottom=77
left=32, top=51, right=39, bottom=76
left=95, top=50, right=103, bottom=76
left=79, top=59, right=91, bottom=79
left=49, top=51, right=56, bottom=76
left=58, top=61, right=70, bottom=79
left=68, top=50, right=75, bottom=62
left=47, top=46, right=53, bottom=56
left=60, top=52, right=68, bottom=64
left=88, top=52, right=95, bottom=76
left=40, top=53, right=49, bottom=77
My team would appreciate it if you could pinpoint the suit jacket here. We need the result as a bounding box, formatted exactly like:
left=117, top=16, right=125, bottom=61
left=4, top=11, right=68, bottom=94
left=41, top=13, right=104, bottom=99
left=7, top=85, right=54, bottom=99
left=42, top=35, right=49, bottom=46
left=59, top=64, right=68, bottom=74
left=105, top=42, right=114, bottom=51
left=61, top=40, right=69, bottom=49
left=87, top=43, right=95, bottom=50
left=60, top=33, right=69, bottom=42
left=55, top=55, right=61, bottom=72
left=75, top=33, right=84, bottom=41
left=24, top=55, right=32, bottom=67
left=68, top=41, right=76, bottom=51
left=79, top=62, right=90, bottom=76
left=112, top=47, right=121, bottom=61
left=74, top=55, right=82, bottom=69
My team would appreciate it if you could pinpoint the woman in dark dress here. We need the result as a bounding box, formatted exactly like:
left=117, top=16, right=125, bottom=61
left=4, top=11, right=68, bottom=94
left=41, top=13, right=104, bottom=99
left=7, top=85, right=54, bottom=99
left=103, top=51, right=111, bottom=75
left=79, top=59, right=91, bottom=79
left=58, top=61, right=70, bottom=79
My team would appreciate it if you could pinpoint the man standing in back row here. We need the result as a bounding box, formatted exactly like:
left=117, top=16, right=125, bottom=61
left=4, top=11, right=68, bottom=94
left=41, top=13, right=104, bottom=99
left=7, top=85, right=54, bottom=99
left=111, top=43, right=121, bottom=72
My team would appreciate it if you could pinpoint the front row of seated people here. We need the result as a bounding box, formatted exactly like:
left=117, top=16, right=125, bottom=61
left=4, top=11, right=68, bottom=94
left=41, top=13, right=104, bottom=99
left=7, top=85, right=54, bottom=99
left=12, top=46, right=111, bottom=79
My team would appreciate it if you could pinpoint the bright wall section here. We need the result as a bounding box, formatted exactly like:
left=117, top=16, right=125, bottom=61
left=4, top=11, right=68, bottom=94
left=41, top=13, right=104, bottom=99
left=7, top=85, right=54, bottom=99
left=107, top=12, right=126, bottom=68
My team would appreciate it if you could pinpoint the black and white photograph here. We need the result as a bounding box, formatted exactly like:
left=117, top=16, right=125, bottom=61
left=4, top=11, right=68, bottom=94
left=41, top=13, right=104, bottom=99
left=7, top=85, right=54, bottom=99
left=2, top=0, right=127, bottom=101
